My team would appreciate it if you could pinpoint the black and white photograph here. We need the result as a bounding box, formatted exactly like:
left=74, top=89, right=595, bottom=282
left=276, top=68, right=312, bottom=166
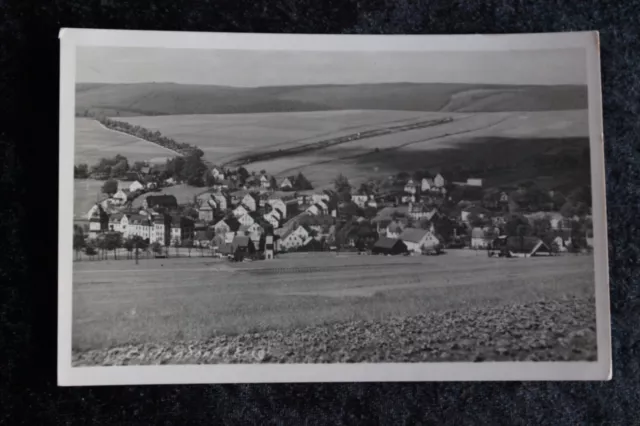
left=58, top=29, right=610, bottom=385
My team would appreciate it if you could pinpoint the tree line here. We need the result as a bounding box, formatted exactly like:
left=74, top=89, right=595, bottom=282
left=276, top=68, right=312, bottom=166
left=97, top=116, right=202, bottom=157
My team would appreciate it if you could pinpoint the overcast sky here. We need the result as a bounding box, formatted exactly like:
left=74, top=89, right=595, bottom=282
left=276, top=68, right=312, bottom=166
left=77, top=46, right=586, bottom=86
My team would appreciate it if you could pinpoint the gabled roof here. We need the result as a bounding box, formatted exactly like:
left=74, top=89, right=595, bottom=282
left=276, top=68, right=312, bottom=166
left=374, top=236, right=403, bottom=249
left=399, top=227, right=430, bottom=243
left=500, top=236, right=550, bottom=253
left=145, top=195, right=178, bottom=208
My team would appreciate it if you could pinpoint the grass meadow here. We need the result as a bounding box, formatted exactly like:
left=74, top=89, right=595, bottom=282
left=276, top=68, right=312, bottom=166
left=72, top=253, right=595, bottom=351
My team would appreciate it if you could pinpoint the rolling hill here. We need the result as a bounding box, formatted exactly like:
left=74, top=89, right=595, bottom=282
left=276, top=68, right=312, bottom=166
left=75, top=82, right=588, bottom=117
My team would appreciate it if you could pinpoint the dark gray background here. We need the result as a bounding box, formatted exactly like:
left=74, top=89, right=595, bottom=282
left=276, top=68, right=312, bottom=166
left=1, top=0, right=638, bottom=423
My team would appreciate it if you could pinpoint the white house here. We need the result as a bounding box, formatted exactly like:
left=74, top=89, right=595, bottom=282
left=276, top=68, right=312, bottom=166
left=164, top=177, right=177, bottom=186
left=280, top=177, right=293, bottom=190
left=212, top=193, right=228, bottom=210
left=113, top=189, right=131, bottom=204
left=128, top=215, right=153, bottom=241
left=311, top=192, right=330, bottom=204
left=316, top=200, right=329, bottom=214
left=198, top=204, right=214, bottom=221
left=421, top=178, right=434, bottom=192
left=280, top=226, right=310, bottom=250
left=210, top=167, right=225, bottom=180
left=305, top=204, right=320, bottom=216
left=242, top=193, right=258, bottom=212
left=386, top=221, right=405, bottom=239
left=267, top=198, right=287, bottom=219
left=259, top=175, right=270, bottom=189
left=86, top=204, right=101, bottom=221
left=366, top=197, right=378, bottom=209
left=263, top=212, right=280, bottom=229
left=129, top=180, right=145, bottom=192
left=237, top=212, right=256, bottom=227
left=399, top=227, right=440, bottom=253
left=233, top=205, right=249, bottom=218
left=352, top=194, right=368, bottom=208
left=152, top=216, right=167, bottom=245
left=434, top=173, right=445, bottom=188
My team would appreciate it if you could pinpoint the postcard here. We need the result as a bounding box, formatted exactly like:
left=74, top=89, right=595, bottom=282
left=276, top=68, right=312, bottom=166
left=58, top=29, right=610, bottom=385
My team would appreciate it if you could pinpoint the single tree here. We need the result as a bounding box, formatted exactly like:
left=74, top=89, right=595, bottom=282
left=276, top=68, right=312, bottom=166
left=151, top=241, right=163, bottom=256
left=269, top=176, right=278, bottom=190
left=101, top=179, right=118, bottom=195
left=237, top=167, right=250, bottom=182
left=123, top=237, right=134, bottom=259
left=104, top=232, right=123, bottom=260
left=74, top=163, right=89, bottom=179
left=333, top=173, right=351, bottom=195
left=294, top=172, right=313, bottom=190
left=84, top=243, right=97, bottom=260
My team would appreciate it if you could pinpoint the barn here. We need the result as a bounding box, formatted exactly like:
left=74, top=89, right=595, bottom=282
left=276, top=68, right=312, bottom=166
left=372, top=237, right=407, bottom=255
left=493, top=236, right=552, bottom=257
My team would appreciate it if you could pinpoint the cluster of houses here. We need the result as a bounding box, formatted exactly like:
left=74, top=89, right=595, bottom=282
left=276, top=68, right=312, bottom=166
left=79, top=163, right=592, bottom=260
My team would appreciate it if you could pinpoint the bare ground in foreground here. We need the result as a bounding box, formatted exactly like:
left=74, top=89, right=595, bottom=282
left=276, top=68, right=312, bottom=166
left=73, top=295, right=596, bottom=366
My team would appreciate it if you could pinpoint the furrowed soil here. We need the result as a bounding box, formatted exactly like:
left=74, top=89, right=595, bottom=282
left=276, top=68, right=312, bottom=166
left=73, top=296, right=596, bottom=365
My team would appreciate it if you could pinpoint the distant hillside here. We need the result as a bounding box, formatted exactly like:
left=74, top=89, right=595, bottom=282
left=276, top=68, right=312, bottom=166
left=75, top=82, right=588, bottom=117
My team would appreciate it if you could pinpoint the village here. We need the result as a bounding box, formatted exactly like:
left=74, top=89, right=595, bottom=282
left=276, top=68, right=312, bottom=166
left=73, top=155, right=595, bottom=263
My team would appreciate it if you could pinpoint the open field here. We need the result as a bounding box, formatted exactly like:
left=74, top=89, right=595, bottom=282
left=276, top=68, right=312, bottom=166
left=73, top=178, right=130, bottom=219
left=74, top=117, right=176, bottom=165
left=115, top=109, right=589, bottom=189
left=117, top=110, right=435, bottom=164
left=72, top=181, right=206, bottom=218
left=72, top=253, right=595, bottom=357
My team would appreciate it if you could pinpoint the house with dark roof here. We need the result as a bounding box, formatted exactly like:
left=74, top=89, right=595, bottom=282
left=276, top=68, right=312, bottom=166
left=372, top=237, right=407, bottom=255
left=143, top=194, right=178, bottom=210
left=492, top=236, right=552, bottom=257
left=231, top=235, right=256, bottom=260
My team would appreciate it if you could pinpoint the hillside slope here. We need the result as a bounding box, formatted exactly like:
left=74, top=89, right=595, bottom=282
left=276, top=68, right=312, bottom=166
left=75, top=82, right=587, bottom=116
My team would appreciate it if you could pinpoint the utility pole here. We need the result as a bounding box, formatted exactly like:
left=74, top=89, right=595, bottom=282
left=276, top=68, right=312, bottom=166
left=135, top=239, right=139, bottom=265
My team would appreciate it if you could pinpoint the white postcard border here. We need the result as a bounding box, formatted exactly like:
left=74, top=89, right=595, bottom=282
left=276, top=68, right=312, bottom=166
left=58, top=29, right=611, bottom=386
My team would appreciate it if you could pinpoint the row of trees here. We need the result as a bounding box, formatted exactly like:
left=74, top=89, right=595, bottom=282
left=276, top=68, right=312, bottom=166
left=73, top=228, right=213, bottom=261
left=98, top=117, right=201, bottom=156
